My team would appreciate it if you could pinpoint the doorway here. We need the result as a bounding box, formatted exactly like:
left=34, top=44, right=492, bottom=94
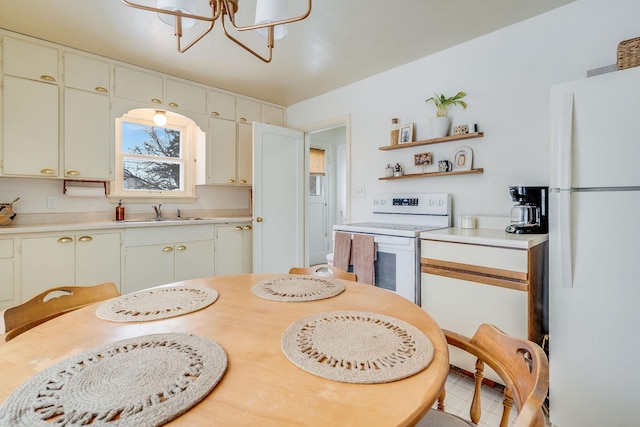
left=303, top=116, right=350, bottom=266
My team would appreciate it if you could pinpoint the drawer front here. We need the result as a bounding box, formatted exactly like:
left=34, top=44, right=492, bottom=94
left=0, top=239, right=13, bottom=258
left=422, top=240, right=528, bottom=273
left=125, top=225, right=215, bottom=246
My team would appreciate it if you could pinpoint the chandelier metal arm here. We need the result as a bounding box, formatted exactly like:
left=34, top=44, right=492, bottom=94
left=121, top=0, right=221, bottom=22
left=220, top=17, right=273, bottom=63
left=222, top=0, right=312, bottom=33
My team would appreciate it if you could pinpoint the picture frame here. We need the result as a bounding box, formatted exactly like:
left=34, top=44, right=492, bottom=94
left=451, top=145, right=473, bottom=171
left=414, top=152, right=432, bottom=166
left=398, top=123, right=414, bottom=144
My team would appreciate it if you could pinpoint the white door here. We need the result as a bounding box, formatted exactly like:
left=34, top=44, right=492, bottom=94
left=253, top=122, right=305, bottom=273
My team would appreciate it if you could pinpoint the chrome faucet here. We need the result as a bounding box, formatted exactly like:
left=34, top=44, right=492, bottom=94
left=153, top=204, right=162, bottom=219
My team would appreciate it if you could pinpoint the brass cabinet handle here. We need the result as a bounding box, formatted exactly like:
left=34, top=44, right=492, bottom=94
left=211, top=111, right=220, bottom=117
left=239, top=117, right=247, bottom=122
left=57, top=237, right=73, bottom=243
left=239, top=179, right=247, bottom=184
left=162, top=246, right=174, bottom=252
left=78, top=236, right=93, bottom=242
left=227, top=178, right=236, bottom=183
left=235, top=226, right=243, bottom=231
left=40, top=75, right=56, bottom=82
left=95, top=86, right=108, bottom=93
left=65, top=170, right=81, bottom=176
left=151, top=98, right=162, bottom=104
left=40, top=168, right=56, bottom=175
left=243, top=225, right=252, bottom=230
left=176, top=245, right=187, bottom=251
left=169, top=102, right=178, bottom=108
left=256, top=217, right=263, bottom=223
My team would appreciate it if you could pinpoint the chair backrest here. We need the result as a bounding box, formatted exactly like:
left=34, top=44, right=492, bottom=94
left=443, top=324, right=549, bottom=427
left=288, top=264, right=357, bottom=281
left=3, top=282, right=120, bottom=342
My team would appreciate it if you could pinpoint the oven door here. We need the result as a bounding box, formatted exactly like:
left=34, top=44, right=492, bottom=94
left=372, top=235, right=419, bottom=304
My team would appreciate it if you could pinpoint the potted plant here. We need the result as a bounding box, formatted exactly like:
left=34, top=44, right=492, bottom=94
left=425, top=91, right=467, bottom=138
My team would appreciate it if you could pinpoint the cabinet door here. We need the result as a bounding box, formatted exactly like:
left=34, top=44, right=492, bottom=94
left=0, top=259, right=14, bottom=307
left=237, top=122, right=252, bottom=185
left=175, top=240, right=215, bottom=281
left=216, top=225, right=246, bottom=276
left=75, top=233, right=121, bottom=289
left=166, top=79, right=207, bottom=115
left=64, top=88, right=112, bottom=180
left=21, top=236, right=76, bottom=301
left=236, top=98, right=261, bottom=123
left=114, top=65, right=163, bottom=105
left=3, top=36, right=58, bottom=82
left=262, top=104, right=285, bottom=126
left=207, top=118, right=237, bottom=184
left=242, top=225, right=253, bottom=273
left=3, top=76, right=59, bottom=177
left=208, top=90, right=235, bottom=120
left=64, top=52, right=110, bottom=93
left=125, top=244, right=174, bottom=294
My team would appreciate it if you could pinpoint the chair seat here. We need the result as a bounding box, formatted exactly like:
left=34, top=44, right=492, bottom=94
left=416, top=409, right=475, bottom=427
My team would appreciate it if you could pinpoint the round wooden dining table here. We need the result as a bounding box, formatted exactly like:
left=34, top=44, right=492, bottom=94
left=0, top=274, right=449, bottom=426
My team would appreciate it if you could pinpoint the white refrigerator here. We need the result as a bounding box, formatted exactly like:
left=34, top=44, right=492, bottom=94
left=549, top=66, right=640, bottom=426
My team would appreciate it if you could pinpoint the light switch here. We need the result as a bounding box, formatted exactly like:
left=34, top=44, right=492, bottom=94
left=47, top=196, right=58, bottom=209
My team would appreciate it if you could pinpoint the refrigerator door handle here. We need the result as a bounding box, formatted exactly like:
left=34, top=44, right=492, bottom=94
left=557, top=93, right=574, bottom=190
left=559, top=190, right=573, bottom=288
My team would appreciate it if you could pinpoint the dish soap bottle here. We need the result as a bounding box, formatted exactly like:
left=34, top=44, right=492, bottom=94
left=115, top=199, right=125, bottom=221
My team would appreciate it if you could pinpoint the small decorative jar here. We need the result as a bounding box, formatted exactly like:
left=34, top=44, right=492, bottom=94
left=384, top=163, right=394, bottom=177
left=393, top=163, right=403, bottom=177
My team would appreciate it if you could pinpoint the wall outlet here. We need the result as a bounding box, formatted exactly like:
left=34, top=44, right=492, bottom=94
left=47, top=196, right=58, bottom=209
left=352, top=185, right=365, bottom=198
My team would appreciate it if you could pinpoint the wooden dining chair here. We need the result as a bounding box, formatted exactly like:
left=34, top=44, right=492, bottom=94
left=3, top=282, right=120, bottom=342
left=416, top=323, right=549, bottom=427
left=288, top=264, right=357, bottom=281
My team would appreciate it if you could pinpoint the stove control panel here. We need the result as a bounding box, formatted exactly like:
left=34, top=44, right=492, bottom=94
left=392, top=198, right=419, bottom=206
left=372, top=193, right=450, bottom=215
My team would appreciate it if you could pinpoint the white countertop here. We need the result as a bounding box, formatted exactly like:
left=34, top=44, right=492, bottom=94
left=0, top=217, right=253, bottom=235
left=420, top=227, right=548, bottom=249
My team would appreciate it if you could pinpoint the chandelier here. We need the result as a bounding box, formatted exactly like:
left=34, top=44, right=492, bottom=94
left=121, top=0, right=312, bottom=62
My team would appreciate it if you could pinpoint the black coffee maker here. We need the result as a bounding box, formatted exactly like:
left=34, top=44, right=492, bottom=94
left=505, top=186, right=549, bottom=234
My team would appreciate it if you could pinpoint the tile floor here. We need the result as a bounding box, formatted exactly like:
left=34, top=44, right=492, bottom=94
left=431, top=368, right=550, bottom=426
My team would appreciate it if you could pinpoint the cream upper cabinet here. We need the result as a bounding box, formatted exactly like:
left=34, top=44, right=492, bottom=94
left=166, top=78, right=207, bottom=115
left=208, top=89, right=236, bottom=121
left=236, top=98, right=261, bottom=123
left=2, top=36, right=58, bottom=83
left=64, top=52, right=110, bottom=94
left=237, top=122, right=252, bottom=185
left=64, top=88, right=112, bottom=180
left=114, top=65, right=164, bottom=105
left=2, top=75, right=60, bottom=177
left=215, top=223, right=253, bottom=276
left=262, top=104, right=285, bottom=126
left=205, top=118, right=237, bottom=185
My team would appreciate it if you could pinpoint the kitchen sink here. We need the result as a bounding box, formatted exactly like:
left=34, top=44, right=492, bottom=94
left=120, top=217, right=206, bottom=223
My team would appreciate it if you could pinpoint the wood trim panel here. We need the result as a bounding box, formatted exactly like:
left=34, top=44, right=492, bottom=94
left=421, top=258, right=528, bottom=281
left=421, top=265, right=529, bottom=292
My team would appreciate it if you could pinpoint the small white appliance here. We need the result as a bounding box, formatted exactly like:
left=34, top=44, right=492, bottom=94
left=549, top=66, right=640, bottom=426
left=332, top=193, right=451, bottom=304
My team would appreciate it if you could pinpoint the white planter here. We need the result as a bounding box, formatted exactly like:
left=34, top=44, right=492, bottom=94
left=430, top=117, right=450, bottom=138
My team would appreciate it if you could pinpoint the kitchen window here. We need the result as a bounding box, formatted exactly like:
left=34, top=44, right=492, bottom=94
left=113, top=109, right=201, bottom=201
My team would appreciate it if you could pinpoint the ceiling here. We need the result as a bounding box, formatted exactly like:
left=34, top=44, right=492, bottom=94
left=0, top=0, right=574, bottom=106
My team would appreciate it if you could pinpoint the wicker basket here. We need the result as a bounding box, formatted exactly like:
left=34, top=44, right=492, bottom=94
left=617, top=37, right=640, bottom=70
left=0, top=198, right=19, bottom=226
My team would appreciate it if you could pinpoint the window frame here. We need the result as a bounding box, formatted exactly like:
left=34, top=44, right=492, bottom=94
left=111, top=109, right=199, bottom=202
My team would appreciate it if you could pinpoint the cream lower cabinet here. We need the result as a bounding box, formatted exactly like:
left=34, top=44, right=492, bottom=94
left=20, top=232, right=122, bottom=302
left=0, top=239, right=16, bottom=310
left=215, top=223, right=252, bottom=276
left=124, top=225, right=215, bottom=294
left=420, top=236, right=547, bottom=383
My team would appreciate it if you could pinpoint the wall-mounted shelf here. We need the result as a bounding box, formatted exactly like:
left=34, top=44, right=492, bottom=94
left=378, top=131, right=484, bottom=151
left=379, top=168, right=484, bottom=181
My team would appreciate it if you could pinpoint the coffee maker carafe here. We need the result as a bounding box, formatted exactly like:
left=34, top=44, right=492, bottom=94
left=505, top=186, right=549, bottom=234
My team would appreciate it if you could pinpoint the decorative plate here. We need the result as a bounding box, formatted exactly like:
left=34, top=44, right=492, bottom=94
left=451, top=145, right=473, bottom=171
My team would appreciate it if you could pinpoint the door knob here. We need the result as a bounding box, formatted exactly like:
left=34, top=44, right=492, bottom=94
left=256, top=217, right=263, bottom=223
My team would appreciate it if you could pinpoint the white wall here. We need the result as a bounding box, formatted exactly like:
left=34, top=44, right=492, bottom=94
left=286, top=0, right=640, bottom=222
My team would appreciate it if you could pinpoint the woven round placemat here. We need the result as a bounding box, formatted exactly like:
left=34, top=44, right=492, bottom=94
left=282, top=311, right=434, bottom=384
left=252, top=275, right=345, bottom=302
left=96, top=285, right=218, bottom=322
left=0, top=332, right=227, bottom=427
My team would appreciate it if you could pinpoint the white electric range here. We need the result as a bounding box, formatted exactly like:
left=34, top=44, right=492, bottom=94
left=332, top=193, right=451, bottom=305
